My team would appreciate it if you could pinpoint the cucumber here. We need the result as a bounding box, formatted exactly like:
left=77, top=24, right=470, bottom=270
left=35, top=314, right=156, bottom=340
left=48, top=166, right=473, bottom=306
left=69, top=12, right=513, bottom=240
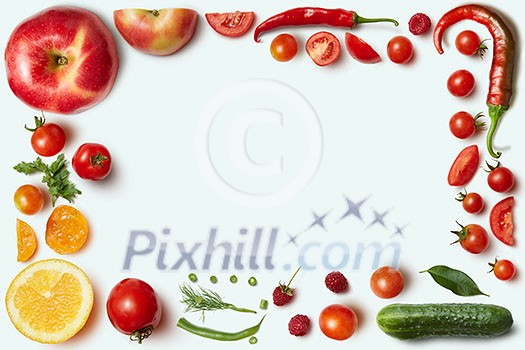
left=376, top=303, right=513, bottom=340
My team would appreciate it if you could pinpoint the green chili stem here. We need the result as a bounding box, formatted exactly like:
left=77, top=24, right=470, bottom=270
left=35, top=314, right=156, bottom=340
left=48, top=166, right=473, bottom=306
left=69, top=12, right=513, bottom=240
left=355, top=14, right=399, bottom=26
left=486, top=104, right=508, bottom=158
left=176, top=315, right=266, bottom=341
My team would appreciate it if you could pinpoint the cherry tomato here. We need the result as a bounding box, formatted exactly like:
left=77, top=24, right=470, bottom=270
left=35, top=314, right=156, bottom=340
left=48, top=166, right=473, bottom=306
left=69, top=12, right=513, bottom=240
left=306, top=31, right=341, bottom=66
left=370, top=266, right=404, bottom=299
left=72, top=143, right=112, bottom=181
left=14, top=184, right=45, bottom=215
left=456, top=190, right=484, bottom=214
left=25, top=114, right=66, bottom=157
left=344, top=32, right=381, bottom=63
left=318, top=304, right=358, bottom=340
left=386, top=35, right=413, bottom=64
left=107, top=278, right=162, bottom=343
left=447, top=145, right=479, bottom=186
left=270, top=33, right=298, bottom=62
left=449, top=111, right=485, bottom=139
left=451, top=222, right=489, bottom=254
left=489, top=258, right=516, bottom=281
left=486, top=161, right=514, bottom=193
left=455, top=30, right=483, bottom=56
left=489, top=196, right=514, bottom=246
left=447, top=69, right=475, bottom=97
left=205, top=11, right=255, bottom=37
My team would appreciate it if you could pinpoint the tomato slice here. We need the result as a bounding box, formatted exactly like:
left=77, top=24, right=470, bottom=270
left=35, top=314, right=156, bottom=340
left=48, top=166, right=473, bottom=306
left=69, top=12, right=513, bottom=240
left=205, top=11, right=255, bottom=37
left=306, top=31, right=341, bottom=66
left=447, top=145, right=479, bottom=186
left=490, top=196, right=515, bottom=246
left=344, top=32, right=381, bottom=63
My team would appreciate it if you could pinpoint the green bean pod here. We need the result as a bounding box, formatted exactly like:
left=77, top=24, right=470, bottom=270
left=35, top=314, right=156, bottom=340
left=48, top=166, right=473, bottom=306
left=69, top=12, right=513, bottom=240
left=177, top=315, right=266, bottom=341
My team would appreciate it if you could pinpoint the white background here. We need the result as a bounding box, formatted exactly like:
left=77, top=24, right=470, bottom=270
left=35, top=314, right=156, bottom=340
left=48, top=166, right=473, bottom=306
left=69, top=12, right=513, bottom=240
left=0, top=0, right=523, bottom=349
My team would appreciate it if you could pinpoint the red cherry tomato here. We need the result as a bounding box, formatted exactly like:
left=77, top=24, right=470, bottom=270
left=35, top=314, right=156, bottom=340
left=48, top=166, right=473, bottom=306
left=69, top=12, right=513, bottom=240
left=106, top=278, right=162, bottom=343
left=72, top=143, right=112, bottom=180
left=386, top=36, right=413, bottom=64
left=26, top=114, right=66, bottom=157
left=451, top=222, right=489, bottom=254
left=205, top=11, right=255, bottom=37
left=455, top=30, right=483, bottom=56
left=486, top=161, right=514, bottom=193
left=456, top=190, right=484, bottom=214
left=447, top=145, right=479, bottom=186
left=489, top=196, right=514, bottom=246
left=344, top=32, right=381, bottom=63
left=270, top=33, right=298, bottom=62
left=447, top=69, right=475, bottom=97
left=318, top=304, right=358, bottom=340
left=449, top=111, right=484, bottom=139
left=306, top=31, right=341, bottom=66
left=370, top=266, right=404, bottom=299
left=13, top=184, right=45, bottom=215
left=489, top=258, right=516, bottom=281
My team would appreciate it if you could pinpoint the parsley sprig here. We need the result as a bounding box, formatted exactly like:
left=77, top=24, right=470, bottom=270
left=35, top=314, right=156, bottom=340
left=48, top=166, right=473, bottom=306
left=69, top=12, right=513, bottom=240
left=14, top=154, right=81, bottom=206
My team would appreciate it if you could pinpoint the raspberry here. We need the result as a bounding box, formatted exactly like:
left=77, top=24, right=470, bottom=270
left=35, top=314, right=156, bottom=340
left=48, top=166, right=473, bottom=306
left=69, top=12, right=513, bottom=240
left=324, top=271, right=349, bottom=293
left=408, top=13, right=431, bottom=35
left=288, top=314, right=311, bottom=336
left=272, top=267, right=301, bottom=306
left=272, top=285, right=294, bottom=306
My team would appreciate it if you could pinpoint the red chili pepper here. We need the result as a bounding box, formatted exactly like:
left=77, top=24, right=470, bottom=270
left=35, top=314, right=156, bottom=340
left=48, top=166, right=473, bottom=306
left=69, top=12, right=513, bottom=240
left=433, top=4, right=515, bottom=158
left=254, top=7, right=398, bottom=42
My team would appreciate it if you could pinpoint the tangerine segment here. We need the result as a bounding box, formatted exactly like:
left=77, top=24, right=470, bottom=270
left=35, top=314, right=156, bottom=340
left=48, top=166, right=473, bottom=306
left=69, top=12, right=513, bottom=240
left=46, top=205, right=88, bottom=254
left=5, top=258, right=94, bottom=344
left=16, top=219, right=37, bottom=262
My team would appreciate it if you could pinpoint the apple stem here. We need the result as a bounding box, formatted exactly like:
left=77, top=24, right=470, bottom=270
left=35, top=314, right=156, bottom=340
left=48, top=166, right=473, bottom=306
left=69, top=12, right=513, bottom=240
left=151, top=9, right=160, bottom=17
left=57, top=56, right=69, bottom=66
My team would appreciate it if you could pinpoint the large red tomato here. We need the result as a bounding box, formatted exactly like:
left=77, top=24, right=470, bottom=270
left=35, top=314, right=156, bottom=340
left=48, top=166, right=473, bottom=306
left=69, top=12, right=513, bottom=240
left=106, top=278, right=162, bottom=343
left=72, top=143, right=112, bottom=180
left=318, top=304, right=358, bottom=340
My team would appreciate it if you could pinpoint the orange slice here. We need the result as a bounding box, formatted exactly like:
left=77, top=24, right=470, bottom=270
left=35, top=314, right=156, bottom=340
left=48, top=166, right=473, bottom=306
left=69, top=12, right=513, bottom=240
left=46, top=205, right=88, bottom=254
left=5, top=258, right=94, bottom=343
left=16, top=219, right=37, bottom=262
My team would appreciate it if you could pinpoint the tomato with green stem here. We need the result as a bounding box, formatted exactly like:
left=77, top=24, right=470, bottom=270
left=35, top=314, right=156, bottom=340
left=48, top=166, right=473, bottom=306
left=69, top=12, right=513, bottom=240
left=107, top=278, right=162, bottom=344
left=485, top=160, right=514, bottom=193
left=270, top=33, right=298, bottom=62
left=25, top=113, right=66, bottom=157
left=449, top=111, right=485, bottom=139
left=456, top=189, right=484, bottom=214
left=386, top=35, right=413, bottom=64
left=318, top=304, right=358, bottom=340
left=447, top=69, right=475, bottom=97
left=488, top=258, right=516, bottom=281
left=72, top=143, right=112, bottom=181
left=451, top=221, right=489, bottom=254
left=455, top=30, right=488, bottom=57
left=489, top=196, right=514, bottom=246
left=14, top=184, right=45, bottom=215
left=370, top=266, right=404, bottom=299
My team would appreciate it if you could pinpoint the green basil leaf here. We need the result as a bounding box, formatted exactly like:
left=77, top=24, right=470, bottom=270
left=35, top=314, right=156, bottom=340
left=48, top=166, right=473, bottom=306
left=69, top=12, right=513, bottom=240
left=420, top=265, right=489, bottom=297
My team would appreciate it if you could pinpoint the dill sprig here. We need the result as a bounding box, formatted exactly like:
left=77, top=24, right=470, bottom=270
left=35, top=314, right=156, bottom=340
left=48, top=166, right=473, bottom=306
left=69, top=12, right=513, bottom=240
left=179, top=283, right=256, bottom=321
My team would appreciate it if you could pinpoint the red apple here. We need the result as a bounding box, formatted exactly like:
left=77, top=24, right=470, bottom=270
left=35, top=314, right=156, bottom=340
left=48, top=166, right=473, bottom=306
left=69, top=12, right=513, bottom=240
left=113, top=8, right=198, bottom=56
left=5, top=6, right=119, bottom=114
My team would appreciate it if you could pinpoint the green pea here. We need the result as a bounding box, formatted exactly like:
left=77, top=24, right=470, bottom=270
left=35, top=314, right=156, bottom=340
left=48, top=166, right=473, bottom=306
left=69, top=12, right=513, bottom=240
left=259, top=299, right=268, bottom=310
left=230, top=275, right=238, bottom=283
left=249, top=336, right=258, bottom=344
left=210, top=275, right=218, bottom=284
left=248, top=276, right=257, bottom=286
left=188, top=273, right=198, bottom=282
